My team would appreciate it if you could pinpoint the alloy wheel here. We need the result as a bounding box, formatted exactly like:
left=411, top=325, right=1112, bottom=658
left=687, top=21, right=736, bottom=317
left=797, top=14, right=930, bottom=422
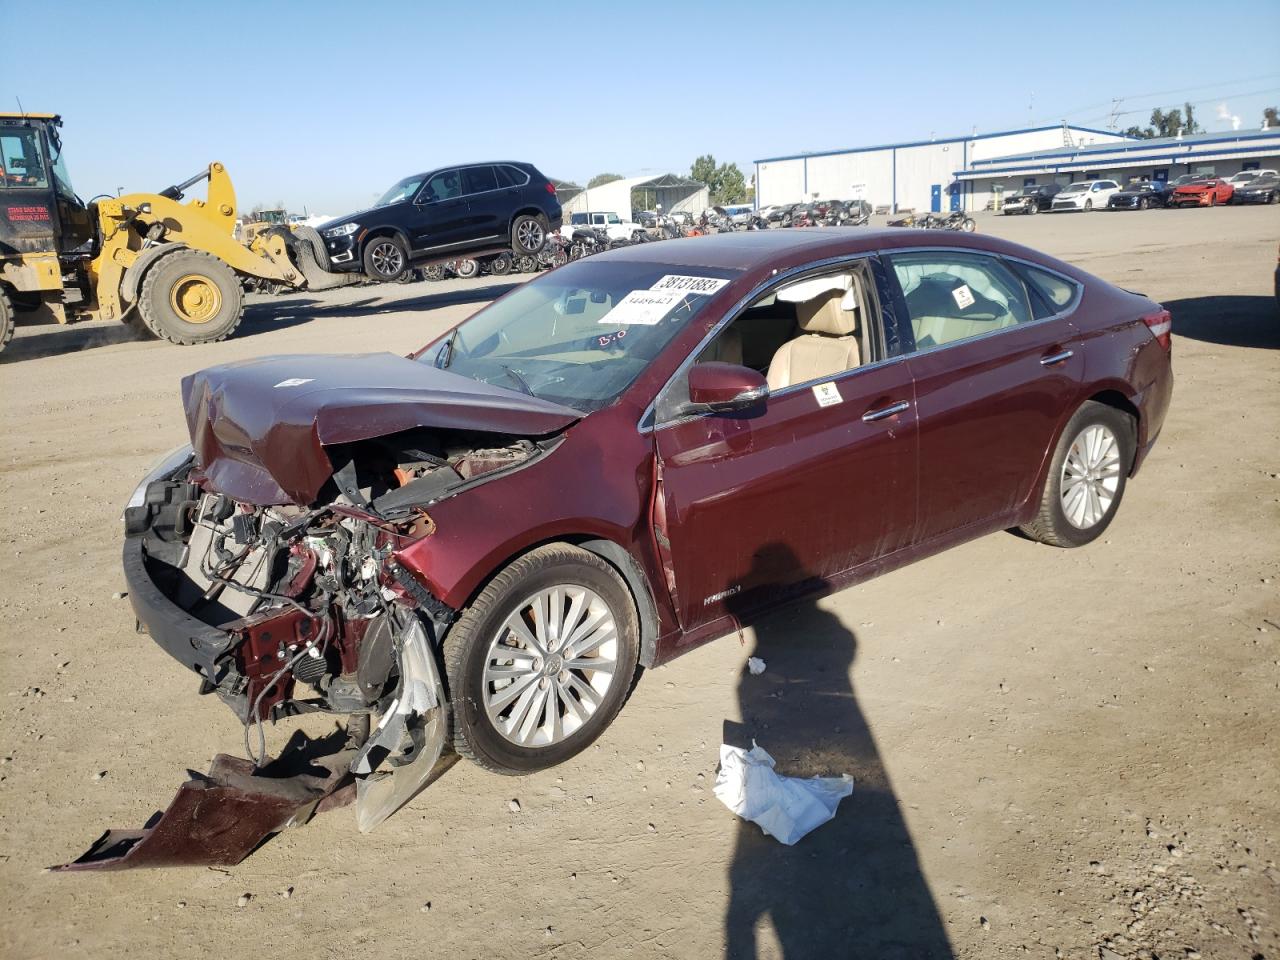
left=516, top=219, right=544, bottom=250
left=1060, top=424, right=1122, bottom=529
left=482, top=585, right=619, bottom=747
left=369, top=241, right=403, bottom=277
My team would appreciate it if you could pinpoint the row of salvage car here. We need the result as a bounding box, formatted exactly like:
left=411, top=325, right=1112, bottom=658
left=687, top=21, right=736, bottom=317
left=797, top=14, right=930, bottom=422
left=1002, top=168, right=1279, bottom=213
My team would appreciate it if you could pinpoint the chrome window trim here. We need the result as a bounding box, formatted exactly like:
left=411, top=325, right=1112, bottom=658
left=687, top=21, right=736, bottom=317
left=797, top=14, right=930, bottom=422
left=639, top=253, right=883, bottom=433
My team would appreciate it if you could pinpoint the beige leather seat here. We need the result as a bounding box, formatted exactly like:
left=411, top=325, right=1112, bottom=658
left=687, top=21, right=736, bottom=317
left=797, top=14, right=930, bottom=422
left=765, top=288, right=860, bottom=390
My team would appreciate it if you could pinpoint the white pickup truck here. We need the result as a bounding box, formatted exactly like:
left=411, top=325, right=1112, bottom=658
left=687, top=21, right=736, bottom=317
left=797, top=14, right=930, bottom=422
left=563, top=211, right=647, bottom=242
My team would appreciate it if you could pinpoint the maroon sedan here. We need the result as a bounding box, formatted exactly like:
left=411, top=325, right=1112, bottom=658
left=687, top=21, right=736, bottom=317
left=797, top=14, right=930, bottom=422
left=103, top=229, right=1172, bottom=861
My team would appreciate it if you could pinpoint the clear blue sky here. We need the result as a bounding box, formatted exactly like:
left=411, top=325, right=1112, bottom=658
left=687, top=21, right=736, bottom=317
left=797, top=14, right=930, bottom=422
left=5, top=0, right=1277, bottom=216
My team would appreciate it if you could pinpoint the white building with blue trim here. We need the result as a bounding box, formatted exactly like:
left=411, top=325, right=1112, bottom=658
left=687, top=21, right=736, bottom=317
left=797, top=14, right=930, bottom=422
left=754, top=125, right=1131, bottom=214
left=953, top=128, right=1280, bottom=207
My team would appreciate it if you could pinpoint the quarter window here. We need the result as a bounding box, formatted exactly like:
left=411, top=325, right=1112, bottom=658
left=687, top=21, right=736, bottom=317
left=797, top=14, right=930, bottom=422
left=497, top=164, right=530, bottom=187
left=888, top=252, right=1034, bottom=351
left=1015, top=264, right=1078, bottom=313
left=462, top=166, right=498, bottom=195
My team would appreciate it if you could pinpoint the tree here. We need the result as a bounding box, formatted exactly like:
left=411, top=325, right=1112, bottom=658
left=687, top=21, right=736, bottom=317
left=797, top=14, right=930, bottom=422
left=1265, top=106, right=1279, bottom=129
left=587, top=172, right=624, bottom=188
left=1122, top=102, right=1206, bottom=140
left=689, top=154, right=749, bottom=205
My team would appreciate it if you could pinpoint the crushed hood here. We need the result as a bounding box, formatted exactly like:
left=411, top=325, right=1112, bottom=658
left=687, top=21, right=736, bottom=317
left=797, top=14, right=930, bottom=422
left=182, top=353, right=581, bottom=505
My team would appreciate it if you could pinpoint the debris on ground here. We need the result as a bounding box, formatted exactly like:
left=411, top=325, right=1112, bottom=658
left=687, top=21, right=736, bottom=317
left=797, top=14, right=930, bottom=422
left=712, top=741, right=853, bottom=845
left=747, top=657, right=766, bottom=675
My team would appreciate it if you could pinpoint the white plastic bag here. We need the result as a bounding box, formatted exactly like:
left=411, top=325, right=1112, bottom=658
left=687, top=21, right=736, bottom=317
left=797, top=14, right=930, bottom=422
left=713, top=741, right=853, bottom=845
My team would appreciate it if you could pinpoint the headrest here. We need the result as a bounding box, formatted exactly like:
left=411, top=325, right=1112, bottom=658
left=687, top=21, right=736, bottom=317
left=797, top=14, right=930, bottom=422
left=797, top=288, right=858, bottom=336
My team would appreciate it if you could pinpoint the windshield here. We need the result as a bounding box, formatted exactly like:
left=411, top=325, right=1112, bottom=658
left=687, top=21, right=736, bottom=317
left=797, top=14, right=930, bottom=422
left=421, top=259, right=743, bottom=412
left=375, top=175, right=426, bottom=207
left=1059, top=183, right=1088, bottom=195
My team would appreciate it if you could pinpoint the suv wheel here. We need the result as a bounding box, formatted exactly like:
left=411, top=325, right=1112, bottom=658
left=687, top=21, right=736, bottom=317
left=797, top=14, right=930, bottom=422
left=363, top=236, right=408, bottom=281
left=511, top=214, right=548, bottom=254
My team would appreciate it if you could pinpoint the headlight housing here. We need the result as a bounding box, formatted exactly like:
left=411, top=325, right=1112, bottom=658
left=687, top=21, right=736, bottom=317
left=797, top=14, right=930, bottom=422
left=124, top=444, right=195, bottom=513
left=323, top=222, right=360, bottom=238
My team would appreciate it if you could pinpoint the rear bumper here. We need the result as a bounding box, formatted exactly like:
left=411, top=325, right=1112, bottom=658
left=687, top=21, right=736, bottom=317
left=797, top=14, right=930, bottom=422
left=123, top=536, right=232, bottom=682
left=1131, top=361, right=1174, bottom=476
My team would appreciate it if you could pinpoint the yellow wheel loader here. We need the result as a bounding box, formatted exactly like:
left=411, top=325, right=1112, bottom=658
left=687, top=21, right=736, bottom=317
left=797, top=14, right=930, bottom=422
left=0, top=113, right=350, bottom=352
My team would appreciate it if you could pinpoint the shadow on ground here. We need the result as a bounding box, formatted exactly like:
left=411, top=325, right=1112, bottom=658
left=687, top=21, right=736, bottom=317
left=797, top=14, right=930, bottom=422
left=1, top=281, right=519, bottom=362
left=722, top=546, right=953, bottom=960
left=1167, top=294, right=1279, bottom=349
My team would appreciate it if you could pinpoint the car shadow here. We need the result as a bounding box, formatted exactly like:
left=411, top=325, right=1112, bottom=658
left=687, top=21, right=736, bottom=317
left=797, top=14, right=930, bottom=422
left=722, top=545, right=954, bottom=960
left=1166, top=294, right=1279, bottom=349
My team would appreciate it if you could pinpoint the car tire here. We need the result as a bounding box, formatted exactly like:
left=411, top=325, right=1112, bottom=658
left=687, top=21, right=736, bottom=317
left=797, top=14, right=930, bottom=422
left=137, top=249, right=244, bottom=344
left=1084, top=199, right=1093, bottom=211
left=454, top=258, right=479, bottom=279
left=1028, top=203, right=1038, bottom=215
left=362, top=235, right=409, bottom=281
left=488, top=253, right=513, bottom=276
left=1020, top=401, right=1134, bottom=549
left=0, top=285, right=14, bottom=354
left=444, top=544, right=641, bottom=775
left=511, top=214, right=549, bottom=255
left=423, top=263, right=445, bottom=281
left=1139, top=197, right=1149, bottom=210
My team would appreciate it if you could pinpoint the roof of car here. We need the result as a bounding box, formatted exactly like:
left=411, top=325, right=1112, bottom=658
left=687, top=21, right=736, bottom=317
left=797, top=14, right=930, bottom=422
left=585, top=227, right=1041, bottom=273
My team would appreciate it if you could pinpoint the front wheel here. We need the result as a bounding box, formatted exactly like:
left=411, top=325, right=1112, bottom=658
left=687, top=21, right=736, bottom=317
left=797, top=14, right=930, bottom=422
left=444, top=544, right=640, bottom=774
left=511, top=214, right=549, bottom=254
left=137, top=249, right=244, bottom=344
left=960, top=217, right=975, bottom=232
left=487, top=253, right=512, bottom=276
left=0, top=286, right=14, bottom=353
left=1020, top=401, right=1134, bottom=548
left=1084, top=199, right=1093, bottom=211
left=362, top=235, right=409, bottom=281
left=454, top=258, right=480, bottom=279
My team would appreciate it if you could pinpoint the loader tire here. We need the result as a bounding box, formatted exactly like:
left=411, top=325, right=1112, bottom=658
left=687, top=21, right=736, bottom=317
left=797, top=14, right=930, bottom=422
left=291, top=224, right=331, bottom=272
left=0, top=286, right=14, bottom=354
left=137, top=250, right=244, bottom=345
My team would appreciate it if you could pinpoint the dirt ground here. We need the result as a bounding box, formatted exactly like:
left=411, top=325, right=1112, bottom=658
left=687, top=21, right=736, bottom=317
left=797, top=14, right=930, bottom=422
left=1, top=207, right=1277, bottom=960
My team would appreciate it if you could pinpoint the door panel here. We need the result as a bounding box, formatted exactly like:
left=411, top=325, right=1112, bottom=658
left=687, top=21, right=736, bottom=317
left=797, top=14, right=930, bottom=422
left=408, top=169, right=468, bottom=252
left=654, top=363, right=917, bottom=632
left=460, top=165, right=504, bottom=241
left=886, top=250, right=1084, bottom=541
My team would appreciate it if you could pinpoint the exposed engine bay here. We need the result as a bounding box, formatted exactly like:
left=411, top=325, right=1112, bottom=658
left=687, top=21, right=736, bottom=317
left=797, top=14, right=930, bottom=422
left=55, top=426, right=554, bottom=870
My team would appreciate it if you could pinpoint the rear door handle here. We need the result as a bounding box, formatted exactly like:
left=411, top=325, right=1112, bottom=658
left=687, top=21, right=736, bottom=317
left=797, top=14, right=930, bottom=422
left=1040, top=349, right=1074, bottom=366
left=862, top=400, right=911, bottom=423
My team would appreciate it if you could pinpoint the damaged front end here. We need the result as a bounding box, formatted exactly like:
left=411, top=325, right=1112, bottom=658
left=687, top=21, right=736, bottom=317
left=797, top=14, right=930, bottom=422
left=56, top=393, right=565, bottom=869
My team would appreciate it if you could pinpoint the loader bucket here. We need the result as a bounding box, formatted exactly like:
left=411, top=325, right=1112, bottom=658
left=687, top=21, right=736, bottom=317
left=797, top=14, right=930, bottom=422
left=50, top=730, right=356, bottom=872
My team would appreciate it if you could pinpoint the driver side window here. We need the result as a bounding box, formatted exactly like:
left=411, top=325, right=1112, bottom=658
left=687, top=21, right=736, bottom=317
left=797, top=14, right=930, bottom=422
left=655, top=260, right=879, bottom=423
left=423, top=169, right=461, bottom=202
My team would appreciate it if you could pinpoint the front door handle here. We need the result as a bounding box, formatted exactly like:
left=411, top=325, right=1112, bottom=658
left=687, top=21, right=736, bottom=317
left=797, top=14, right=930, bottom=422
left=1040, top=349, right=1074, bottom=366
left=862, top=400, right=911, bottom=423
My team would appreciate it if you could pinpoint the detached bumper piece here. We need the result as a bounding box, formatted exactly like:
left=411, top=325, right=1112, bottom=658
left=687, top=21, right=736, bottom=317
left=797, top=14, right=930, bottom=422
left=51, top=730, right=356, bottom=872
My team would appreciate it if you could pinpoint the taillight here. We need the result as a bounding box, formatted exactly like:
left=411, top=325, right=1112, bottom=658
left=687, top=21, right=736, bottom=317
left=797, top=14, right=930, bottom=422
left=1142, top=308, right=1172, bottom=350
left=545, top=182, right=557, bottom=195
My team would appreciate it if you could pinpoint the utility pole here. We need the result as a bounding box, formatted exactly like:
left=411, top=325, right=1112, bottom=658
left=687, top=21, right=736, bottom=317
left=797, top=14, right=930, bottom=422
left=1106, top=98, right=1123, bottom=131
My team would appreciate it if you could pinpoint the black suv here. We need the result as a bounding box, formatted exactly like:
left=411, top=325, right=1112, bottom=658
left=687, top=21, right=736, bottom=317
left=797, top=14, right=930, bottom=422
left=320, top=162, right=561, bottom=281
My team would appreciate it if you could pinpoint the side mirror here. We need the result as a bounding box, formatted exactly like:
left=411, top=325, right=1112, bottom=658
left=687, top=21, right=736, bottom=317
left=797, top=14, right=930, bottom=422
left=686, top=362, right=768, bottom=413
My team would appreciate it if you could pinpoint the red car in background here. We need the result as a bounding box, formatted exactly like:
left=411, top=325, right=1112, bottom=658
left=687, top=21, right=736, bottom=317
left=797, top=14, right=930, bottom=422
left=75, top=229, right=1174, bottom=869
left=1168, top=177, right=1234, bottom=207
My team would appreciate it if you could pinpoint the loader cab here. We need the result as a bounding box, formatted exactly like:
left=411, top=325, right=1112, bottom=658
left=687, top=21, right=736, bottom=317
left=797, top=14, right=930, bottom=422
left=0, top=113, right=93, bottom=259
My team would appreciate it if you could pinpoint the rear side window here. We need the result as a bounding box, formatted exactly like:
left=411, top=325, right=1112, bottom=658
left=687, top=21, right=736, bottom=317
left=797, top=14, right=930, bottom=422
left=497, top=164, right=530, bottom=187
left=462, top=166, right=498, bottom=195
left=887, top=252, right=1034, bottom=351
left=1014, top=263, right=1079, bottom=314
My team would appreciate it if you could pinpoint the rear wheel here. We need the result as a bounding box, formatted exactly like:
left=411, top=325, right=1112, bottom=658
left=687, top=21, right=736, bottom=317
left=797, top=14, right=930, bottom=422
left=137, top=249, right=243, bottom=344
left=444, top=544, right=640, bottom=774
left=362, top=235, right=409, bottom=281
left=1020, top=401, right=1134, bottom=548
left=511, top=214, right=549, bottom=254
left=0, top=286, right=14, bottom=354
left=454, top=258, right=480, bottom=279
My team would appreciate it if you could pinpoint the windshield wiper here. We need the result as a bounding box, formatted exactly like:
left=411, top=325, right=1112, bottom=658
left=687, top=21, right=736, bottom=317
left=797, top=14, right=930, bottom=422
left=501, top=365, right=534, bottom=396
left=436, top=329, right=459, bottom=369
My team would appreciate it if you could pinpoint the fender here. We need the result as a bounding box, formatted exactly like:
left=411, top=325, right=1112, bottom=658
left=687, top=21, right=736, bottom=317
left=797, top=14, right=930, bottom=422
left=121, top=243, right=189, bottom=304
left=578, top=538, right=661, bottom=669
left=361, top=226, right=412, bottom=256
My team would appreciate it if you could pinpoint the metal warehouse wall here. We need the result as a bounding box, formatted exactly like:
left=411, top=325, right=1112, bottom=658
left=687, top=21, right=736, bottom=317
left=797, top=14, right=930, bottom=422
left=756, top=127, right=1130, bottom=213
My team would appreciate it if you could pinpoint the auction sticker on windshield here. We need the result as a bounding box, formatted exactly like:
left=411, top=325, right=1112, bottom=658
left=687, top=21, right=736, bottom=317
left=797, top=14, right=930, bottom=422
left=599, top=290, right=684, bottom=325
left=649, top=275, right=730, bottom=296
